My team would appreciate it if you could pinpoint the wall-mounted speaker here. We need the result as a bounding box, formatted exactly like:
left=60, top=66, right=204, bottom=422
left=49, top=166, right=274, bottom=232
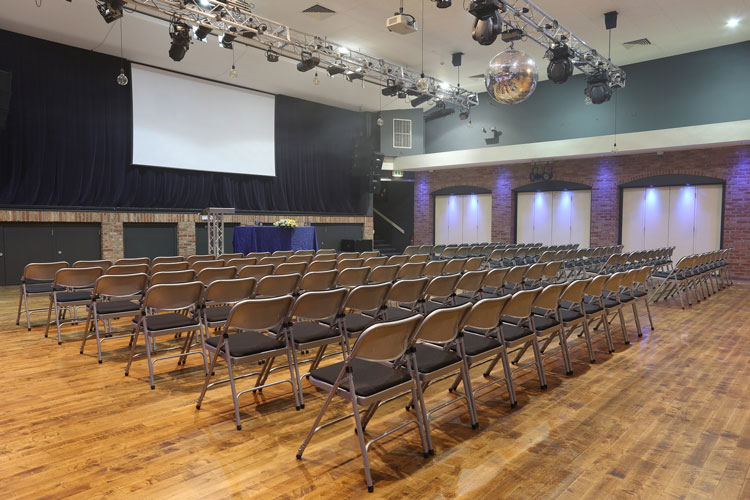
left=0, top=70, right=12, bottom=132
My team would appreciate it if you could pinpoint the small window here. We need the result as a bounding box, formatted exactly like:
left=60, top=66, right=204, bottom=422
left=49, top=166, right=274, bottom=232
left=393, top=118, right=412, bottom=149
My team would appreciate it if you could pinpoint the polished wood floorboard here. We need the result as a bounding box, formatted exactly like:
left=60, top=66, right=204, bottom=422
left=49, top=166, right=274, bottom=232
left=1, top=284, right=749, bottom=500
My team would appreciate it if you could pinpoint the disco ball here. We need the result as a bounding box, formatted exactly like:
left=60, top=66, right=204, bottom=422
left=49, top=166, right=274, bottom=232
left=485, top=49, right=538, bottom=105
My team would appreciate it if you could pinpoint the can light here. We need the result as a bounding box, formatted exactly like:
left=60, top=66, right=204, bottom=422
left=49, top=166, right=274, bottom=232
left=726, top=18, right=740, bottom=28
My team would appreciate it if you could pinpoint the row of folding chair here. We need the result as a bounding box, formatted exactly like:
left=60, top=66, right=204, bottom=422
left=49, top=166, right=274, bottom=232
left=649, top=249, right=732, bottom=308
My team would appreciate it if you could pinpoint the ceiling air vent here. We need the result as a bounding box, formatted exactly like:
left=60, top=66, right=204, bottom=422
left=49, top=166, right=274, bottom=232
left=302, top=4, right=336, bottom=21
left=623, top=38, right=652, bottom=49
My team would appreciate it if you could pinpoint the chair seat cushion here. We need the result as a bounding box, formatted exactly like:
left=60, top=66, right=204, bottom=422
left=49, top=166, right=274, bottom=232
left=501, top=323, right=533, bottom=342
left=310, top=358, right=411, bottom=397
left=424, top=300, right=448, bottom=314
left=342, top=312, right=376, bottom=333
left=290, top=321, right=337, bottom=344
left=559, top=308, right=584, bottom=322
left=452, top=295, right=474, bottom=306
left=602, top=298, right=620, bottom=308
left=26, top=283, right=64, bottom=294
left=94, top=299, right=140, bottom=315
left=463, top=332, right=501, bottom=356
left=531, top=315, right=559, bottom=331
left=414, top=343, right=461, bottom=374
left=204, top=305, right=232, bottom=323
left=652, top=271, right=671, bottom=278
left=206, top=331, right=284, bottom=357
left=633, top=290, right=647, bottom=298
left=383, top=306, right=418, bottom=321
left=56, top=291, right=92, bottom=303
left=144, top=313, right=199, bottom=332
left=618, top=293, right=635, bottom=302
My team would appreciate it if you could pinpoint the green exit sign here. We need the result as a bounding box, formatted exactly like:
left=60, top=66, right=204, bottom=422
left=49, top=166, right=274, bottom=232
left=393, top=171, right=403, bottom=177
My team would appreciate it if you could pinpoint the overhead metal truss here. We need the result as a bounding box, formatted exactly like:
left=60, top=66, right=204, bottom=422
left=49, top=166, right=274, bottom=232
left=118, top=0, right=480, bottom=109
left=499, top=0, right=626, bottom=87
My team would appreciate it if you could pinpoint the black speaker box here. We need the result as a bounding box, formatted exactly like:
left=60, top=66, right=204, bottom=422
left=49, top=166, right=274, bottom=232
left=0, top=70, right=11, bottom=132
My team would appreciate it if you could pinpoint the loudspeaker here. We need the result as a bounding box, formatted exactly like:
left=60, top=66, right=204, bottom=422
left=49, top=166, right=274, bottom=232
left=341, top=239, right=373, bottom=252
left=0, top=70, right=11, bottom=132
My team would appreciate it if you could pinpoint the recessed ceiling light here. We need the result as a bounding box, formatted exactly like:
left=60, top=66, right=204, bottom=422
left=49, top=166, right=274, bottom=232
left=726, top=18, right=740, bottom=28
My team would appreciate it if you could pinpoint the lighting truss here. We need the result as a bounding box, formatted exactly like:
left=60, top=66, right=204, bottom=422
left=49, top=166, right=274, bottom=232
left=499, top=0, right=626, bottom=87
left=116, top=0, right=480, bottom=108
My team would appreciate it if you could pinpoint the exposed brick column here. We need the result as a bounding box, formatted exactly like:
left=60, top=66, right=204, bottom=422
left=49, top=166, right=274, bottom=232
left=101, top=219, right=123, bottom=261
left=177, top=219, right=195, bottom=257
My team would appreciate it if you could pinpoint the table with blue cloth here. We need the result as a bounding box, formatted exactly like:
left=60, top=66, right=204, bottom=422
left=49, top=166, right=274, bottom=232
left=232, top=226, right=318, bottom=254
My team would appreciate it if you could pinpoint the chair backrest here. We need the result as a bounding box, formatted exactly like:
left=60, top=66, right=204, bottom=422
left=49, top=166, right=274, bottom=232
left=115, top=257, right=150, bottom=266
left=422, top=260, right=447, bottom=278
left=204, top=277, right=255, bottom=304
left=443, top=259, right=467, bottom=275
left=367, top=265, right=400, bottom=284
left=504, top=265, right=529, bottom=286
left=359, top=250, right=380, bottom=259
left=246, top=252, right=271, bottom=260
left=254, top=273, right=301, bottom=297
left=107, top=264, right=150, bottom=275
left=350, top=315, right=423, bottom=363
left=151, top=262, right=190, bottom=274
left=316, top=249, right=336, bottom=255
left=455, top=270, right=488, bottom=294
left=386, top=255, right=409, bottom=266
left=218, top=253, right=244, bottom=262
left=463, top=295, right=510, bottom=330
left=343, top=282, right=391, bottom=313
left=152, top=256, right=185, bottom=265
left=294, top=249, right=315, bottom=255
left=258, top=256, right=287, bottom=267
left=225, top=295, right=294, bottom=333
left=603, top=272, right=624, bottom=294
left=287, top=255, right=313, bottom=264
left=226, top=258, right=257, bottom=269
left=142, top=281, right=204, bottom=312
left=275, top=262, right=308, bottom=275
left=290, top=288, right=348, bottom=322
left=363, top=256, right=388, bottom=268
left=455, top=246, right=470, bottom=258
left=482, top=268, right=509, bottom=290
left=560, top=279, right=590, bottom=304
left=541, top=261, right=562, bottom=279
left=502, top=289, right=540, bottom=320
left=73, top=260, right=112, bottom=271
left=337, top=258, right=365, bottom=271
left=298, top=269, right=338, bottom=292
left=237, top=264, right=275, bottom=280
left=21, top=261, right=69, bottom=282
left=191, top=260, right=224, bottom=273
left=413, top=302, right=473, bottom=345
left=337, top=252, right=359, bottom=261
left=272, top=250, right=294, bottom=258
left=584, top=274, right=608, bottom=298
left=424, top=274, right=460, bottom=300
left=397, top=262, right=425, bottom=280
left=464, top=257, right=484, bottom=271
left=538, top=251, right=555, bottom=263
left=335, top=267, right=371, bottom=288
left=533, top=283, right=566, bottom=311
left=93, top=272, right=148, bottom=298
left=186, top=255, right=214, bottom=266
left=196, top=266, right=237, bottom=286
left=440, top=247, right=457, bottom=259
left=524, top=263, right=546, bottom=282
left=149, top=269, right=197, bottom=285
left=307, top=259, right=337, bottom=272
left=488, top=249, right=504, bottom=262
left=407, top=253, right=430, bottom=264
left=403, top=246, right=419, bottom=256
left=386, top=277, right=429, bottom=305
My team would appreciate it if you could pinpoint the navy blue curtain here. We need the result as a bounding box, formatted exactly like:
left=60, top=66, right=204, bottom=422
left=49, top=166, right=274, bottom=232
left=0, top=29, right=365, bottom=214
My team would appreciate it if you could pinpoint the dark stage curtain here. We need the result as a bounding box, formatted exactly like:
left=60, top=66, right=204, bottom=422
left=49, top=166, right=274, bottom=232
left=0, top=29, right=365, bottom=214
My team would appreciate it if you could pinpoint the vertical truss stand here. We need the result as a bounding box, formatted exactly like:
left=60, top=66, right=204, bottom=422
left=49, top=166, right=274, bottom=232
left=201, top=207, right=235, bottom=258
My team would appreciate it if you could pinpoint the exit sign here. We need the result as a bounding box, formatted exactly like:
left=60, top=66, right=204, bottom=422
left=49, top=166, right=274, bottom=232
left=393, top=170, right=403, bottom=177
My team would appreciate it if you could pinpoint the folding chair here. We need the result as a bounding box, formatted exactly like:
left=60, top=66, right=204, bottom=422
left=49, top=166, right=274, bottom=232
left=464, top=257, right=484, bottom=271
left=272, top=250, right=294, bottom=258
left=16, top=261, right=68, bottom=330
left=540, top=261, right=563, bottom=285
left=259, top=256, right=287, bottom=267
left=408, top=254, right=430, bottom=264
left=403, top=245, right=420, bottom=256
left=422, top=260, right=446, bottom=278
left=479, top=268, right=509, bottom=297
left=296, top=315, right=427, bottom=493
left=337, top=258, right=365, bottom=271
left=196, top=295, right=298, bottom=429
left=44, top=267, right=104, bottom=344
left=107, top=264, right=150, bottom=275
left=335, top=267, right=370, bottom=289
left=254, top=273, right=301, bottom=298
left=287, top=254, right=313, bottom=264
left=419, top=274, right=461, bottom=314
left=597, top=272, right=631, bottom=345
left=151, top=262, right=190, bottom=274
left=201, top=277, right=256, bottom=336
left=386, top=255, right=409, bottom=266
left=191, top=260, right=224, bottom=273
left=377, top=277, right=429, bottom=321
left=315, top=249, right=336, bottom=256
left=294, top=250, right=315, bottom=256
left=187, top=254, right=214, bottom=266
left=298, top=270, right=338, bottom=292
left=196, top=266, right=238, bottom=286
left=522, top=263, right=546, bottom=289
left=218, top=253, right=244, bottom=262
left=337, top=252, right=359, bottom=261
left=237, top=264, right=275, bottom=281
left=246, top=252, right=271, bottom=260
left=443, top=258, right=467, bottom=275
left=502, top=265, right=529, bottom=295
left=307, top=259, right=337, bottom=272
left=80, top=272, right=148, bottom=363
left=452, top=270, right=489, bottom=305
left=517, top=283, right=567, bottom=372
left=359, top=251, right=380, bottom=259
left=152, top=256, right=186, bottom=265
left=397, top=262, right=425, bottom=280
left=275, top=262, right=308, bottom=275
left=226, top=258, right=257, bottom=269
left=73, top=260, right=112, bottom=271
left=367, top=264, right=400, bottom=284
left=115, top=257, right=150, bottom=266
left=150, top=269, right=196, bottom=285
left=124, top=281, right=206, bottom=389
left=323, top=282, right=391, bottom=353
left=363, top=256, right=387, bottom=268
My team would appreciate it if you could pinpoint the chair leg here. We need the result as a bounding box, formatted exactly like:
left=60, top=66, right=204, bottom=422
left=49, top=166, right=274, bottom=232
left=198, top=324, right=210, bottom=376
left=350, top=392, right=374, bottom=492
left=558, top=327, right=573, bottom=375
left=196, top=342, right=224, bottom=409
left=16, top=289, right=23, bottom=326
left=286, top=338, right=303, bottom=411
left=531, top=336, right=547, bottom=389
left=631, top=302, right=643, bottom=337
left=408, top=358, right=434, bottom=454
left=225, top=357, right=243, bottom=430
left=43, top=295, right=54, bottom=339
left=583, top=319, right=602, bottom=359
left=643, top=299, right=655, bottom=330
left=482, top=354, right=501, bottom=378
left=124, top=324, right=141, bottom=376
left=23, top=292, right=33, bottom=331
left=499, top=348, right=517, bottom=408
left=144, top=331, right=156, bottom=390
left=617, top=309, right=629, bottom=345
left=54, top=299, right=63, bottom=345
left=297, top=368, right=344, bottom=460
left=457, top=342, right=479, bottom=430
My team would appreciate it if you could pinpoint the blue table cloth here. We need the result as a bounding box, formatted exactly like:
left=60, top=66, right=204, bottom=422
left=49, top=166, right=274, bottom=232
left=233, top=226, right=318, bottom=254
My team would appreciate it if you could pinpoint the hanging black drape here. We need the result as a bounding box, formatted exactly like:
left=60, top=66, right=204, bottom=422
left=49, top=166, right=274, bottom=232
left=0, top=29, right=365, bottom=214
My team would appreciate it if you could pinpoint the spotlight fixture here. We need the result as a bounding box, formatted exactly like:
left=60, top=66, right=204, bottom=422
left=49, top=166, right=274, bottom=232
left=168, top=21, right=191, bottom=62
left=584, top=70, right=612, bottom=104
left=313, top=71, right=320, bottom=85
left=434, top=0, right=452, bottom=7
left=96, top=0, right=124, bottom=23
left=410, top=94, right=431, bottom=107
left=265, top=48, right=279, bottom=62
left=546, top=42, right=573, bottom=84
left=381, top=79, right=403, bottom=97
left=219, top=27, right=236, bottom=49
left=469, top=0, right=504, bottom=45
left=326, top=62, right=346, bottom=76
left=345, top=70, right=364, bottom=82
left=297, top=51, right=320, bottom=72
left=193, top=25, right=211, bottom=42
left=459, top=108, right=469, bottom=120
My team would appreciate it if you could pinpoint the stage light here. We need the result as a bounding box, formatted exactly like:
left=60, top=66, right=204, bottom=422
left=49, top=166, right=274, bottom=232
left=219, top=27, right=236, bottom=49
left=327, top=62, right=346, bottom=76
left=435, top=0, right=451, bottom=8
left=194, top=25, right=211, bottom=42
left=726, top=18, right=740, bottom=28
left=264, top=48, right=279, bottom=62
left=410, top=94, right=431, bottom=107
left=297, top=51, right=319, bottom=72
left=345, top=70, right=364, bottom=82
left=459, top=108, right=469, bottom=120
left=584, top=70, right=611, bottom=104
left=546, top=42, right=573, bottom=84
left=168, top=22, right=191, bottom=62
left=313, top=71, right=320, bottom=85
left=96, top=0, right=123, bottom=23
left=382, top=79, right=402, bottom=97
left=469, top=0, right=503, bottom=45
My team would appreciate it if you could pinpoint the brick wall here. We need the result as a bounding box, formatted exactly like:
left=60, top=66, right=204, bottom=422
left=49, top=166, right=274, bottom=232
left=0, top=210, right=373, bottom=261
left=414, top=144, right=750, bottom=277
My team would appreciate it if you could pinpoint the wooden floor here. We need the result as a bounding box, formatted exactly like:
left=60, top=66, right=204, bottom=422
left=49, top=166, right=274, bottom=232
left=1, top=284, right=749, bottom=500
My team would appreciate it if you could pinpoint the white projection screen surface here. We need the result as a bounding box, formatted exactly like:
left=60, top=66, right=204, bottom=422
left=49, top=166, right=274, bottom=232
left=131, top=64, right=275, bottom=176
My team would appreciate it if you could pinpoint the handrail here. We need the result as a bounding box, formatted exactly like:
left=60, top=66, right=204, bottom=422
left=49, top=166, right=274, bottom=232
left=373, top=208, right=405, bottom=235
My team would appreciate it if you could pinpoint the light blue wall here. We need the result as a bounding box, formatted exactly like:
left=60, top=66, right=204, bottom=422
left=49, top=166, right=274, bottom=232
left=424, top=41, right=750, bottom=154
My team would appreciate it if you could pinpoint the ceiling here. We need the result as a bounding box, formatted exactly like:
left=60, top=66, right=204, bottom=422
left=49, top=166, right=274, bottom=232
left=2, top=0, right=748, bottom=111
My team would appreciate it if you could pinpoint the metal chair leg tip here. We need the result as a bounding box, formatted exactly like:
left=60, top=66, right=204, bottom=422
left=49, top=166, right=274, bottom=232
left=295, top=406, right=301, bottom=411
left=541, top=384, right=547, bottom=390
left=429, top=449, right=435, bottom=455
left=367, top=486, right=374, bottom=493
left=296, top=454, right=302, bottom=460
left=196, top=404, right=200, bottom=410
left=98, top=360, right=102, bottom=364
left=236, top=425, right=242, bottom=430
left=472, top=423, right=479, bottom=430
left=566, top=370, right=573, bottom=376
left=57, top=342, right=61, bottom=345
left=150, top=385, right=155, bottom=390
left=301, top=404, right=305, bottom=409
left=510, top=402, right=517, bottom=408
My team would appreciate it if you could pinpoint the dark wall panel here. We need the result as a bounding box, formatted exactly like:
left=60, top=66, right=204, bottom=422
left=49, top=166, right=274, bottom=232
left=313, top=224, right=364, bottom=251
left=123, top=223, right=177, bottom=260
left=53, top=224, right=101, bottom=265
left=195, top=223, right=239, bottom=255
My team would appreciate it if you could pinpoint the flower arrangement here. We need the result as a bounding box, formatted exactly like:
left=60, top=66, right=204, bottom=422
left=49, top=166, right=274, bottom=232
left=273, top=218, right=298, bottom=228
